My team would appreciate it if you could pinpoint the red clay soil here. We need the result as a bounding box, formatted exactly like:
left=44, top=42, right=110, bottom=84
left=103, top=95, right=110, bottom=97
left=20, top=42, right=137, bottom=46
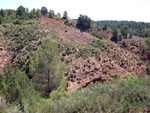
left=36, top=17, right=97, bottom=43
left=0, top=47, right=13, bottom=72
left=38, top=17, right=64, bottom=26
left=104, top=29, right=112, bottom=39
left=63, top=36, right=147, bottom=93
left=65, top=50, right=146, bottom=93
left=118, top=36, right=147, bottom=59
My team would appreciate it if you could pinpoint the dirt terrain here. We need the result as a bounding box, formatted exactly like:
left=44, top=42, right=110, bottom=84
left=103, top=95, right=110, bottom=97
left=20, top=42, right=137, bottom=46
left=0, top=17, right=147, bottom=93
left=37, top=17, right=97, bottom=43
left=59, top=39, right=146, bottom=93
left=0, top=47, right=13, bottom=72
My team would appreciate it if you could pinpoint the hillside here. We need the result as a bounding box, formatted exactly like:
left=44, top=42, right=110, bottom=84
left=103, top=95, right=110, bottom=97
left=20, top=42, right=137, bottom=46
left=0, top=17, right=147, bottom=93
left=0, top=7, right=150, bottom=112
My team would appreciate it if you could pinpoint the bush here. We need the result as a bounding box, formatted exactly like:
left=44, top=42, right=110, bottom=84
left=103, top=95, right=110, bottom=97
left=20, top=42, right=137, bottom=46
left=41, top=76, right=150, bottom=113
left=50, top=87, right=67, bottom=101
left=13, top=20, right=22, bottom=25
left=66, top=48, right=72, bottom=55
left=75, top=54, right=80, bottom=58
left=6, top=46, right=11, bottom=50
left=61, top=57, right=65, bottom=61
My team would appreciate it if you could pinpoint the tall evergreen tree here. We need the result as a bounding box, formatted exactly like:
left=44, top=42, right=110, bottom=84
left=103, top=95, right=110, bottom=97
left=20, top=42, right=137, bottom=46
left=0, top=15, right=3, bottom=24
left=77, top=14, right=91, bottom=31
left=36, top=9, right=41, bottom=18
left=121, top=25, right=129, bottom=38
left=57, top=12, right=61, bottom=17
left=30, top=40, right=64, bottom=97
left=63, top=11, right=68, bottom=19
left=102, top=23, right=108, bottom=30
left=111, top=26, right=119, bottom=42
left=49, top=10, right=55, bottom=18
left=0, top=9, right=6, bottom=17
left=41, top=6, right=48, bottom=15
left=16, top=5, right=26, bottom=19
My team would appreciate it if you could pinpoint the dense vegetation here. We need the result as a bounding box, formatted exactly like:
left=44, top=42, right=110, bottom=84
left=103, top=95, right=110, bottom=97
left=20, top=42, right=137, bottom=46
left=96, top=20, right=150, bottom=37
left=0, top=5, right=150, bottom=113
left=1, top=72, right=150, bottom=112
left=77, top=14, right=91, bottom=31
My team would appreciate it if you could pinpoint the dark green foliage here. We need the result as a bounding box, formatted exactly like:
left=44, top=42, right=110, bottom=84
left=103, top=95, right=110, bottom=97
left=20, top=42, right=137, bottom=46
left=49, top=10, right=55, bottom=18
left=77, top=14, right=91, bottom=31
left=41, top=76, right=150, bottom=112
left=122, top=40, right=127, bottom=47
left=121, top=25, right=129, bottom=38
left=96, top=20, right=150, bottom=37
left=0, top=15, right=3, bottom=24
left=61, top=56, right=65, bottom=61
left=111, top=26, right=119, bottom=42
left=13, top=19, right=22, bottom=25
left=129, top=31, right=133, bottom=38
left=0, top=9, right=6, bottom=17
left=36, top=9, right=41, bottom=18
left=143, top=38, right=150, bottom=60
left=63, top=11, right=68, bottom=19
left=30, top=40, right=65, bottom=97
left=16, top=6, right=26, bottom=20
left=0, top=62, right=39, bottom=111
left=102, top=23, right=108, bottom=30
left=92, top=31, right=96, bottom=36
left=50, top=87, right=67, bottom=101
left=41, top=6, right=48, bottom=15
left=57, top=12, right=61, bottom=17
left=75, top=54, right=80, bottom=58
left=66, top=48, right=72, bottom=55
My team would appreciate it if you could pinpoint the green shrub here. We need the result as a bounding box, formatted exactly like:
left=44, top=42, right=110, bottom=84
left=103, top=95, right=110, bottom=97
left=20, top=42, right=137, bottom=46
left=13, top=20, right=22, bottom=25
left=6, top=46, right=11, bottom=50
left=61, top=57, right=65, bottom=61
left=131, top=46, right=135, bottom=50
left=75, top=54, right=80, bottom=58
left=4, top=30, right=10, bottom=35
left=42, top=76, right=150, bottom=113
left=66, top=48, right=72, bottom=55
left=62, top=52, right=66, bottom=56
left=50, top=87, right=67, bottom=101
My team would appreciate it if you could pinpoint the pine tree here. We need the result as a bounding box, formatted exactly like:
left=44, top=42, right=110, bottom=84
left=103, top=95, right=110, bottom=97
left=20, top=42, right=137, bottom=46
left=41, top=6, right=48, bottom=15
left=0, top=15, right=3, bottom=24
left=111, top=26, right=119, bottom=42
left=49, top=10, right=55, bottom=18
left=102, top=23, right=108, bottom=30
left=16, top=6, right=26, bottom=19
left=63, top=11, right=68, bottom=19
left=30, top=40, right=64, bottom=96
left=121, top=25, right=129, bottom=38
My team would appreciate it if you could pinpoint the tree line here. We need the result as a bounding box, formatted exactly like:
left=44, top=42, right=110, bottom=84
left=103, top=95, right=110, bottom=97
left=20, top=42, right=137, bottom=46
left=97, top=20, right=150, bottom=37
left=0, top=5, right=68, bottom=24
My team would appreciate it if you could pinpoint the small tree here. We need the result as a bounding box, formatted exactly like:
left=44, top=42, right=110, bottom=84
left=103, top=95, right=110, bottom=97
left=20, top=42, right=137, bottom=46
left=16, top=6, right=26, bottom=19
left=41, top=6, right=48, bottom=15
left=36, top=9, right=41, bottom=18
left=121, top=25, right=129, bottom=38
left=77, top=14, right=91, bottom=31
left=57, top=12, right=61, bottom=17
left=102, top=23, right=108, bottom=30
left=0, top=15, right=3, bottom=24
left=129, top=31, right=133, bottom=38
left=111, top=26, right=119, bottom=43
left=30, top=40, right=65, bottom=97
left=0, top=9, right=6, bottom=17
left=49, top=10, right=55, bottom=18
left=63, top=11, right=68, bottom=19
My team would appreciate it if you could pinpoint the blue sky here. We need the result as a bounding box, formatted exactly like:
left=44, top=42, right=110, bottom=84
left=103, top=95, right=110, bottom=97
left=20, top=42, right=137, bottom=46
left=0, top=0, right=150, bottom=22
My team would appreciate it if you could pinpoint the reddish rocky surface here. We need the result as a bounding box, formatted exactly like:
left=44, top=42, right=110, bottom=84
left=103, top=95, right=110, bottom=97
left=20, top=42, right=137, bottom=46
left=0, top=47, right=13, bottom=72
